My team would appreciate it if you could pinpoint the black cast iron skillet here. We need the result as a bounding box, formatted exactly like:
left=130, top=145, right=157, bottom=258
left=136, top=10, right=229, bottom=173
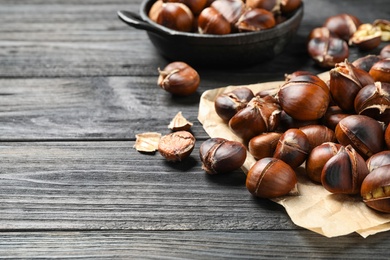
left=118, top=0, right=304, bottom=67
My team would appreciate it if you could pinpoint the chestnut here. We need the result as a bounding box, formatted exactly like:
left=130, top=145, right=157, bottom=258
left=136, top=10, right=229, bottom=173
left=248, top=132, right=282, bottom=160
left=385, top=124, right=390, bottom=149
left=321, top=145, right=369, bottom=195
left=158, top=131, right=195, bottom=161
left=380, top=44, right=390, bottom=59
left=352, top=54, right=381, bottom=72
left=323, top=13, right=361, bottom=41
left=307, top=35, right=349, bottom=68
left=149, top=1, right=194, bottom=32
left=373, top=19, right=390, bottom=42
left=199, top=137, right=247, bottom=174
left=329, top=60, right=375, bottom=112
left=166, top=0, right=208, bottom=15
left=214, top=87, right=255, bottom=122
left=229, top=95, right=281, bottom=142
left=321, top=105, right=351, bottom=131
left=273, top=128, right=310, bottom=169
left=299, top=125, right=336, bottom=151
left=245, top=0, right=279, bottom=12
left=361, top=164, right=390, bottom=213
left=284, top=70, right=316, bottom=82
left=305, top=142, right=342, bottom=183
left=278, top=110, right=319, bottom=131
left=246, top=157, right=297, bottom=198
left=157, top=61, right=200, bottom=96
left=349, top=23, right=382, bottom=51
left=335, top=115, right=385, bottom=159
left=366, top=150, right=390, bottom=173
left=277, top=75, right=330, bottom=121
left=198, top=6, right=231, bottom=34
left=354, top=82, right=390, bottom=125
left=279, top=0, right=301, bottom=14
left=211, top=0, right=245, bottom=29
left=369, top=58, right=390, bottom=84
left=235, top=8, right=276, bottom=32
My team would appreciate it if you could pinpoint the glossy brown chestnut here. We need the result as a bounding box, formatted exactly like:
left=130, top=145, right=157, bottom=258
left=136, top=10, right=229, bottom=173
left=273, top=128, right=310, bottom=169
left=335, top=115, right=385, bottom=159
left=380, top=44, right=390, bottom=59
left=385, top=124, right=390, bottom=149
left=214, top=87, right=255, bottom=122
left=307, top=35, right=349, bottom=68
left=352, top=55, right=381, bottom=72
left=149, top=1, right=194, bottom=32
left=329, top=60, right=375, bottom=112
left=277, top=76, right=330, bottom=121
left=235, top=8, right=276, bottom=32
left=158, top=131, right=196, bottom=161
left=211, top=0, right=245, bottom=29
left=321, top=105, right=351, bottom=131
left=199, top=137, right=247, bottom=174
left=361, top=165, right=390, bottom=213
left=366, top=150, right=390, bottom=172
left=246, top=157, right=297, bottom=198
left=349, top=23, right=382, bottom=51
left=229, top=95, right=281, bottom=142
left=279, top=0, right=301, bottom=14
left=354, top=82, right=390, bottom=125
left=284, top=70, right=316, bottom=82
left=166, top=0, right=208, bottom=15
left=305, top=142, right=342, bottom=183
left=198, top=6, right=231, bottom=34
left=245, top=0, right=279, bottom=12
left=248, top=132, right=282, bottom=160
left=278, top=110, right=319, bottom=131
left=158, top=61, right=200, bottom=96
left=369, top=58, right=390, bottom=84
left=323, top=13, right=361, bottom=41
left=321, top=145, right=369, bottom=194
left=299, top=125, right=337, bottom=151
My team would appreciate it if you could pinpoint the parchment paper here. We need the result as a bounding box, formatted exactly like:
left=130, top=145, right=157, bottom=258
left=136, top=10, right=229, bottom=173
left=197, top=72, right=390, bottom=238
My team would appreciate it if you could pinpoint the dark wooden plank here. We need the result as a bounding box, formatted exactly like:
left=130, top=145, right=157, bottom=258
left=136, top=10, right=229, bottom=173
left=0, top=230, right=389, bottom=259
left=0, top=0, right=388, bottom=78
left=0, top=141, right=294, bottom=231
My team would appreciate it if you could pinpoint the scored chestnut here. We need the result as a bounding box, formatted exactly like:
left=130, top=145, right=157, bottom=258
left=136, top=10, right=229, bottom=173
left=299, top=125, right=336, bottom=151
left=199, top=137, right=247, bottom=174
left=235, top=8, right=276, bottom=32
left=361, top=165, right=390, bottom=213
left=246, top=157, right=297, bottom=198
left=149, top=1, right=194, bottom=32
left=307, top=35, right=349, bottom=68
left=198, top=6, right=231, bottom=35
left=366, top=150, right=390, bottom=173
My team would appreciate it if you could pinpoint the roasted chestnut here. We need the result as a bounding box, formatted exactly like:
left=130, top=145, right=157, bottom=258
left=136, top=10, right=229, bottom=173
left=149, top=1, right=194, bottom=32
left=369, top=58, right=390, bottom=83
left=214, top=87, right=255, bottom=122
left=329, top=60, right=375, bottom=112
left=352, top=55, right=381, bottom=72
left=279, top=0, right=301, bottom=14
left=248, top=132, right=282, bottom=160
left=229, top=95, right=281, bottom=142
left=235, top=8, right=276, bottom=32
left=245, top=0, right=279, bottom=12
left=158, top=131, right=196, bottom=161
left=323, top=13, right=361, bottom=41
left=321, top=145, right=369, bottom=195
left=273, top=128, right=310, bottom=169
left=321, top=105, right=351, bottom=131
left=246, top=157, right=297, bottom=198
left=198, top=6, right=232, bottom=34
left=158, top=61, right=200, bottom=96
left=366, top=150, right=390, bottom=172
left=166, top=0, right=208, bottom=15
left=361, top=165, right=390, bottom=213
left=305, top=142, right=342, bottom=183
left=349, top=23, right=382, bottom=51
left=211, top=0, right=245, bottom=29
left=335, top=115, right=385, bottom=159
left=278, top=110, right=319, bottom=131
left=299, top=125, right=337, bottom=151
left=277, top=75, right=330, bottom=121
left=354, top=82, right=390, bottom=125
left=199, top=137, right=247, bottom=174
left=380, top=44, right=390, bottom=59
left=307, top=35, right=349, bottom=68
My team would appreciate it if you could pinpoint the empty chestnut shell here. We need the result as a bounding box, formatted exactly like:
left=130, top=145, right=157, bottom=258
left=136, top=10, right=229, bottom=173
left=354, top=82, right=390, bottom=125
left=273, top=128, right=310, bottom=169
left=366, top=150, right=390, bottom=172
left=321, top=145, right=369, bottom=195
left=199, top=137, right=247, bottom=174
left=335, top=115, right=385, bottom=159
left=246, top=157, right=297, bottom=198
left=361, top=165, right=390, bottom=213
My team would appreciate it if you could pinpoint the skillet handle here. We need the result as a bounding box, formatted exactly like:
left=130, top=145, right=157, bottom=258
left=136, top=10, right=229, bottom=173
left=117, top=10, right=168, bottom=36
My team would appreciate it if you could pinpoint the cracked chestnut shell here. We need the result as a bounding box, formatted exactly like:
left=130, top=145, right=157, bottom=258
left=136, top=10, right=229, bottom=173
left=229, top=95, right=281, bottom=142
left=361, top=165, right=390, bottom=213
left=366, top=150, right=390, bottom=173
left=307, top=35, right=349, bottom=68
left=354, top=82, right=390, bottom=125
left=158, top=131, right=195, bottom=161
left=273, top=128, right=310, bottom=169
left=246, top=157, right=297, bottom=198
left=335, top=115, right=385, bottom=159
left=349, top=23, right=382, bottom=51
left=214, top=87, right=255, bottom=122
left=329, top=60, right=375, bottom=112
left=199, top=137, right=247, bottom=174
left=321, top=145, right=369, bottom=195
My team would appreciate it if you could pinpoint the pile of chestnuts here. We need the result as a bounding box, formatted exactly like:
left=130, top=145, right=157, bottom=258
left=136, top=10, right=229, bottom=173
left=307, top=14, right=389, bottom=68
left=148, top=0, right=301, bottom=34
left=210, top=47, right=390, bottom=213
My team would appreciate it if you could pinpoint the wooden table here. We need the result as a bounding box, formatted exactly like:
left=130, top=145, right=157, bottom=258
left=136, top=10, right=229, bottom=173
left=1, top=0, right=389, bottom=258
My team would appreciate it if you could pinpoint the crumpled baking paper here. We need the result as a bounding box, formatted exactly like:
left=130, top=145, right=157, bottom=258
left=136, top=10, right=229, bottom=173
left=197, top=72, right=390, bottom=238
